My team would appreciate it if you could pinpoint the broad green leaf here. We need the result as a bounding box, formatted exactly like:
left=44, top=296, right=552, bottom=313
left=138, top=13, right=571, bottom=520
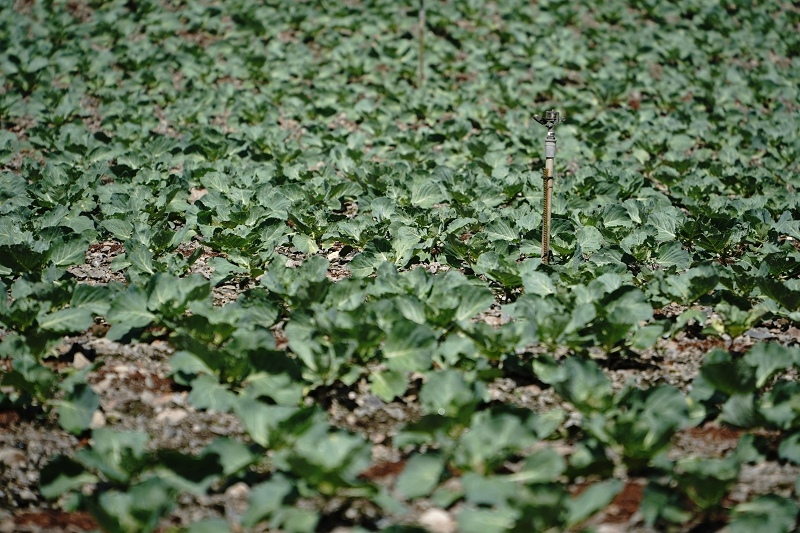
left=187, top=375, right=237, bottom=412
left=38, top=307, right=94, bottom=333
left=552, top=357, right=613, bottom=413
left=721, top=394, right=762, bottom=428
left=410, top=180, right=447, bottom=208
left=208, top=257, right=247, bottom=286
left=75, top=429, right=150, bottom=485
left=522, top=270, right=557, bottom=296
left=369, top=369, right=408, bottom=402
left=640, top=482, right=692, bottom=526
left=290, top=424, right=371, bottom=479
left=100, top=219, right=134, bottom=241
left=457, top=507, right=518, bottom=533
left=674, top=455, right=739, bottom=509
left=147, top=273, right=209, bottom=313
left=40, top=456, right=99, bottom=500
left=370, top=197, right=396, bottom=222
left=154, top=451, right=223, bottom=495
left=758, top=278, right=800, bottom=311
left=566, top=479, right=623, bottom=526
left=92, top=477, right=175, bottom=533
left=234, top=397, right=296, bottom=447
left=243, top=372, right=304, bottom=406
left=604, top=286, right=653, bottom=325
left=293, top=233, right=319, bottom=255
left=668, top=134, right=694, bottom=152
left=71, top=284, right=112, bottom=315
left=602, top=204, right=633, bottom=228
left=609, top=385, right=690, bottom=466
left=392, top=225, right=421, bottom=266
left=462, top=472, right=518, bottom=507
left=453, top=284, right=495, bottom=322
left=419, top=370, right=477, bottom=418
left=382, top=320, right=435, bottom=372
left=395, top=453, right=445, bottom=499
left=655, top=241, right=691, bottom=270
left=49, top=239, right=88, bottom=267
left=743, top=342, right=799, bottom=389
left=57, top=384, right=99, bottom=434
left=458, top=412, right=537, bottom=472
left=486, top=220, right=517, bottom=242
left=778, top=432, right=800, bottom=464
left=701, top=349, right=757, bottom=396
left=394, top=296, right=426, bottom=324
left=576, top=225, right=603, bottom=253
left=661, top=265, right=718, bottom=304
left=107, top=287, right=156, bottom=329
left=203, top=438, right=255, bottom=476
left=648, top=209, right=684, bottom=242
left=127, top=242, right=155, bottom=275
left=759, top=381, right=800, bottom=429
left=508, top=448, right=565, bottom=484
left=729, top=495, right=799, bottom=533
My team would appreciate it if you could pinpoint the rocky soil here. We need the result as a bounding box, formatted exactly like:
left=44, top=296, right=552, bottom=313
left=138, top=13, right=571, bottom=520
left=2, top=245, right=799, bottom=533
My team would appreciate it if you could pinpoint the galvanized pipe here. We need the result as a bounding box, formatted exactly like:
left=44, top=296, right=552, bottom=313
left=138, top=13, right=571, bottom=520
left=534, top=111, right=563, bottom=265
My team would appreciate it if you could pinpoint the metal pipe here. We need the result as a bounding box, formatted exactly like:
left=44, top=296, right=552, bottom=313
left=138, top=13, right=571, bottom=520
left=418, top=0, right=425, bottom=88
left=534, top=111, right=563, bottom=265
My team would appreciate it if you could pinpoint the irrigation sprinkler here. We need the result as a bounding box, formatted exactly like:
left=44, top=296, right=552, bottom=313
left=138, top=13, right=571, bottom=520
left=534, top=110, right=564, bottom=265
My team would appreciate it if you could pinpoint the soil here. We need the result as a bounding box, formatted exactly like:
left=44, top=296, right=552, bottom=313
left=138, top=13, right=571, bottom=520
left=1, top=245, right=800, bottom=533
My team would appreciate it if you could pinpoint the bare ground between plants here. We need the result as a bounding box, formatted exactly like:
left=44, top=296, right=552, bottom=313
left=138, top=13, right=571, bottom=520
left=2, top=246, right=800, bottom=533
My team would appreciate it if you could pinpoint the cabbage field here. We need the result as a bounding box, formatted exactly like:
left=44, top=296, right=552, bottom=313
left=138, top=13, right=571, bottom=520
left=2, top=0, right=800, bottom=531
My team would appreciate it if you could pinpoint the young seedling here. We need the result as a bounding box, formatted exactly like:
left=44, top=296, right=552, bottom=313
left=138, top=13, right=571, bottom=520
left=534, top=110, right=564, bottom=265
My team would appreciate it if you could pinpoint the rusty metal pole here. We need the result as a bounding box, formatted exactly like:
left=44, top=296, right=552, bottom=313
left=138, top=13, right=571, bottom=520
left=534, top=110, right=563, bottom=265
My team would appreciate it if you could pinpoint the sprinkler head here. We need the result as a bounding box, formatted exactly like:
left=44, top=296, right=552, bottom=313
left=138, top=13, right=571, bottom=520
left=534, top=110, right=564, bottom=130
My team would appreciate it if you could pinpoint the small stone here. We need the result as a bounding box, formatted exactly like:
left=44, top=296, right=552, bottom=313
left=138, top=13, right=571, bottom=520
left=596, top=525, right=627, bottom=533
left=383, top=405, right=406, bottom=420
left=140, top=391, right=155, bottom=406
left=18, top=489, right=37, bottom=501
left=72, top=352, right=91, bottom=370
left=745, top=328, right=772, bottom=340
left=90, top=410, right=106, bottom=429
left=356, top=394, right=384, bottom=414
left=87, top=268, right=106, bottom=279
left=113, top=365, right=131, bottom=375
left=225, top=481, right=250, bottom=500
left=92, top=376, right=114, bottom=393
left=171, top=393, right=187, bottom=406
left=418, top=508, right=456, bottom=533
left=156, top=408, right=188, bottom=426
left=0, top=448, right=26, bottom=468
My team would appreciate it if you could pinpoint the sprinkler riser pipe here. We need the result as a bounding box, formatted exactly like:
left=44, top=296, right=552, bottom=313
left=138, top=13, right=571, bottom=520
left=542, top=165, right=553, bottom=264
left=542, top=137, right=556, bottom=264
left=533, top=110, right=563, bottom=265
